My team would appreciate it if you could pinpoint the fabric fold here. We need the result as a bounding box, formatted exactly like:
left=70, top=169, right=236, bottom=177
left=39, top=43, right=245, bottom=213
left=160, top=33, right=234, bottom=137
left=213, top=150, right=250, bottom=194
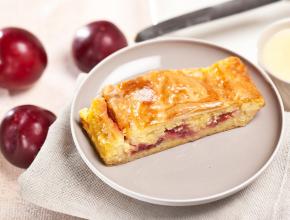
left=18, top=103, right=290, bottom=219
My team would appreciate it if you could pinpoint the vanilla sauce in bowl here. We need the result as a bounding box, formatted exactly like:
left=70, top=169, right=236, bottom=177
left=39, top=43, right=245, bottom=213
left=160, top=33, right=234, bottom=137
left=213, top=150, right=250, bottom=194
left=258, top=19, right=290, bottom=110
left=262, top=29, right=290, bottom=83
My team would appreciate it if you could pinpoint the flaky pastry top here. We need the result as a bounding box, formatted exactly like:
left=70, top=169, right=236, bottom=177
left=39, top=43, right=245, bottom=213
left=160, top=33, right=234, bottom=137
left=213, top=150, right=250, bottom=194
left=102, top=57, right=264, bottom=130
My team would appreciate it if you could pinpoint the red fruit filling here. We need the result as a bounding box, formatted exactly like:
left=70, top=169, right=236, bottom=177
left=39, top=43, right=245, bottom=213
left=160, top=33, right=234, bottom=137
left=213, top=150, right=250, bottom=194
left=132, top=138, right=164, bottom=153
left=131, top=111, right=236, bottom=154
left=208, top=111, right=234, bottom=128
left=131, top=125, right=194, bottom=154
left=164, top=125, right=194, bottom=138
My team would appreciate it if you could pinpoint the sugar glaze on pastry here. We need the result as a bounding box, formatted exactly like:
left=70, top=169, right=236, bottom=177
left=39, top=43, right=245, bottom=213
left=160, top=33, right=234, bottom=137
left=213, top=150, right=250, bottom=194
left=80, top=57, right=265, bottom=165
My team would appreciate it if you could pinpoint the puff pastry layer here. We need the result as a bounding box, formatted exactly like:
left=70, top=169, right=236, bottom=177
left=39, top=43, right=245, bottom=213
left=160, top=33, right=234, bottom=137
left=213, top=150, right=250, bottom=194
left=80, top=57, right=265, bottom=165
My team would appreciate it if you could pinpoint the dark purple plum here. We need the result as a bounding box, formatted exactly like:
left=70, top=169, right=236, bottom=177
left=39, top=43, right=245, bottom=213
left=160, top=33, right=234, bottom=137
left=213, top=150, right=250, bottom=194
left=0, top=105, right=56, bottom=168
left=72, top=21, right=127, bottom=72
left=0, top=27, right=47, bottom=90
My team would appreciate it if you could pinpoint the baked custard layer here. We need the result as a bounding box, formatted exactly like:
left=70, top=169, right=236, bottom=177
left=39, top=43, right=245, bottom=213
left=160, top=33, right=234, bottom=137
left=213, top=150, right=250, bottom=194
left=80, top=57, right=265, bottom=165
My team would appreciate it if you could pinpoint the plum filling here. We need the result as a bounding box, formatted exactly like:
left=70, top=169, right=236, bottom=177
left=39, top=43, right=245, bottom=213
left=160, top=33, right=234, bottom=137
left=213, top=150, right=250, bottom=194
left=164, top=125, right=194, bottom=138
left=132, top=138, right=164, bottom=153
left=207, top=111, right=235, bottom=128
left=131, top=111, right=236, bottom=154
left=131, top=124, right=194, bottom=154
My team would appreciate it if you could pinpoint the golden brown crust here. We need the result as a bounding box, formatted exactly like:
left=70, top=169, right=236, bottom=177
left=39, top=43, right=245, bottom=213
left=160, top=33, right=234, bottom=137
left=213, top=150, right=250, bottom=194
left=103, top=57, right=264, bottom=140
left=79, top=57, right=265, bottom=165
left=79, top=98, right=131, bottom=165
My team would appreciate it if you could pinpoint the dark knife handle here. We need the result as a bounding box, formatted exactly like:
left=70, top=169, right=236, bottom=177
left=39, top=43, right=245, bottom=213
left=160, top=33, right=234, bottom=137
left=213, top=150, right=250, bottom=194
left=135, top=0, right=280, bottom=42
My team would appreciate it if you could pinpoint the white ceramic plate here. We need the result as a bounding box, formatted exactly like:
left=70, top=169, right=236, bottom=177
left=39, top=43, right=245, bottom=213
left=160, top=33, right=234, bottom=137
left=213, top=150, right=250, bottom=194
left=71, top=38, right=284, bottom=206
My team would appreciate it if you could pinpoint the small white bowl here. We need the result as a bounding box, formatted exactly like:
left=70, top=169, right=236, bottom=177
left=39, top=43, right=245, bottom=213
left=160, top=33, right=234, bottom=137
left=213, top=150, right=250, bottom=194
left=258, top=19, right=290, bottom=110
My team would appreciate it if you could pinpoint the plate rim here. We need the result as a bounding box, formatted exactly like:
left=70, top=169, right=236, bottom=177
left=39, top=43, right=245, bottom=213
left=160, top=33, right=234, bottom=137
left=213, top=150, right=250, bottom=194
left=70, top=37, right=285, bottom=206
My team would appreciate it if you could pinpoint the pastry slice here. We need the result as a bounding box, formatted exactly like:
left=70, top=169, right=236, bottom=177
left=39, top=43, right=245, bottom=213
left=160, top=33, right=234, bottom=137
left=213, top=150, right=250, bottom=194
left=80, top=57, right=265, bottom=165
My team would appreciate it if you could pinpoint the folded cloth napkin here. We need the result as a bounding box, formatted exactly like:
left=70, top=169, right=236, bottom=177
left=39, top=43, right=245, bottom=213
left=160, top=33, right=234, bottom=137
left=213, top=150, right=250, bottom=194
left=18, top=82, right=290, bottom=220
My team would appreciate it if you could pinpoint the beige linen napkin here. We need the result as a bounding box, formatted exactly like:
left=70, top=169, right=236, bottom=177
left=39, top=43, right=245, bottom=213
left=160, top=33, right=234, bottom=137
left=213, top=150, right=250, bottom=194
left=18, top=91, right=290, bottom=219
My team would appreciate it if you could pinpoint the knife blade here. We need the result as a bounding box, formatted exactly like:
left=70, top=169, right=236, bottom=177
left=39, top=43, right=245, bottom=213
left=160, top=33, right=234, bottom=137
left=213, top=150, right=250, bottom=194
left=135, top=0, right=281, bottom=42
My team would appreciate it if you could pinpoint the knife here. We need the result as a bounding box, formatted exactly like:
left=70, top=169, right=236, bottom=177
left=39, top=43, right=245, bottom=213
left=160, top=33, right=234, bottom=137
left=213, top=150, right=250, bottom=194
left=135, top=0, right=281, bottom=42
